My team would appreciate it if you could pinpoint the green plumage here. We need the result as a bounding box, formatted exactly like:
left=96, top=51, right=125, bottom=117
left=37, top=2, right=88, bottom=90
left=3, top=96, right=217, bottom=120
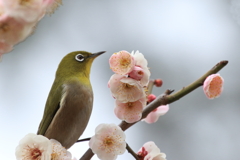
left=37, top=51, right=104, bottom=149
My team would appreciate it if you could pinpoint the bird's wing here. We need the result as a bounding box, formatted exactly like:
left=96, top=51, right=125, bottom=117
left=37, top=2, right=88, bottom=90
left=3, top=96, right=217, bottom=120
left=37, top=82, right=62, bottom=135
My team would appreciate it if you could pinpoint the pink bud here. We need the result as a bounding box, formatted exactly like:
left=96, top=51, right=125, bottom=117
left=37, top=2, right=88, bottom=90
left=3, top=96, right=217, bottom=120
left=147, top=94, right=156, bottom=104
left=128, top=66, right=144, bottom=81
left=154, top=79, right=163, bottom=87
left=203, top=74, right=224, bottom=99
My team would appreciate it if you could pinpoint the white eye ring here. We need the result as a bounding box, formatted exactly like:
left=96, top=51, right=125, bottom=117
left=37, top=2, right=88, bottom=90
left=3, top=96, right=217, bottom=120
left=75, top=54, right=85, bottom=62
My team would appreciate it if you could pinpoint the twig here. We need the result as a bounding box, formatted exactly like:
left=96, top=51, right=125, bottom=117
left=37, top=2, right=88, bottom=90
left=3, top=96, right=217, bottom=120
left=80, top=60, right=228, bottom=160
left=126, top=143, right=140, bottom=160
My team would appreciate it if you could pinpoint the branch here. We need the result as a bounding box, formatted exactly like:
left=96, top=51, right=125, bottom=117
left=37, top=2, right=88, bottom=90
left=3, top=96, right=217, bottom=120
left=80, top=60, right=228, bottom=160
left=126, top=143, right=140, bottom=160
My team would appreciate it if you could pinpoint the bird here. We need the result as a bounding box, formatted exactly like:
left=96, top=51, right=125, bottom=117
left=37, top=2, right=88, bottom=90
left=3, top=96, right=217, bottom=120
left=37, top=51, right=105, bottom=149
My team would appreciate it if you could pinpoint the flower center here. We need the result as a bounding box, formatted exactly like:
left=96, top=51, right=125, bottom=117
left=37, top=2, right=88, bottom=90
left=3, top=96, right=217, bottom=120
left=31, top=148, right=42, bottom=160
left=209, top=76, right=222, bottom=97
left=138, top=147, right=148, bottom=160
left=0, top=23, right=9, bottom=32
left=124, top=83, right=134, bottom=89
left=120, top=57, right=131, bottom=68
left=138, top=70, right=144, bottom=76
left=19, top=0, right=32, bottom=6
left=105, top=137, right=113, bottom=146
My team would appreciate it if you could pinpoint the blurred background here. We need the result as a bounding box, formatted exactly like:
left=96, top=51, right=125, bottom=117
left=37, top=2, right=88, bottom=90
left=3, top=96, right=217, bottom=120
left=1, top=0, right=240, bottom=159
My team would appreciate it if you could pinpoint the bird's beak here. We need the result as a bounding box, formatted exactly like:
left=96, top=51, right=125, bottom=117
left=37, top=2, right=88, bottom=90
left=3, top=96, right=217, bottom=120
left=89, top=51, right=106, bottom=58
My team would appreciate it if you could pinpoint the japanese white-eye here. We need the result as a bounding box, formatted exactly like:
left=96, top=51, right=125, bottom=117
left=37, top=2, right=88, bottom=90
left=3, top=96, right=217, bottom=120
left=37, top=51, right=105, bottom=149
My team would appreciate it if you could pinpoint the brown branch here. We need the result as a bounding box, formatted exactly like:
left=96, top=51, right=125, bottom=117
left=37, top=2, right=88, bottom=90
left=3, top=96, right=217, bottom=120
left=126, top=143, right=140, bottom=160
left=80, top=60, right=228, bottom=160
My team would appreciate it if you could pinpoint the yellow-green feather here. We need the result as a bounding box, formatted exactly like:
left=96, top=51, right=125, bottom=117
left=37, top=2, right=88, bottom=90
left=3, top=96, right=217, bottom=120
left=37, top=51, right=95, bottom=135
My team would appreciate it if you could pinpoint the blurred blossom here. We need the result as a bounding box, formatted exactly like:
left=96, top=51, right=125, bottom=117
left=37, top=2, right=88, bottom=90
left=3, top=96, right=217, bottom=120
left=0, top=15, right=34, bottom=45
left=0, top=0, right=63, bottom=56
left=114, top=98, right=146, bottom=123
left=2, top=0, right=46, bottom=22
left=15, top=133, right=52, bottom=160
left=43, top=0, right=62, bottom=14
left=138, top=141, right=166, bottom=160
left=109, top=50, right=135, bottom=75
left=50, top=139, right=72, bottom=160
left=143, top=105, right=169, bottom=124
left=0, top=40, right=12, bottom=57
left=89, top=123, right=126, bottom=160
left=108, top=74, right=146, bottom=103
left=203, top=74, right=224, bottom=99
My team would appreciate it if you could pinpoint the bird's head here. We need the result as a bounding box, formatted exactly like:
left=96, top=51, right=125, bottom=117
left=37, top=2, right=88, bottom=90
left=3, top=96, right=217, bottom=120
left=56, top=51, right=105, bottom=78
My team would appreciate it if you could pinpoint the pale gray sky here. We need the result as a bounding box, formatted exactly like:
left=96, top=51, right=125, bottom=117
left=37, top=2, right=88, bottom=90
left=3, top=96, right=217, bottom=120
left=1, top=0, right=240, bottom=159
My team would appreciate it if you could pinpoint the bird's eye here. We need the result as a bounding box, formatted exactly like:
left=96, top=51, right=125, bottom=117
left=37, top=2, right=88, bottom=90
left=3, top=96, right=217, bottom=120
left=75, top=54, right=85, bottom=62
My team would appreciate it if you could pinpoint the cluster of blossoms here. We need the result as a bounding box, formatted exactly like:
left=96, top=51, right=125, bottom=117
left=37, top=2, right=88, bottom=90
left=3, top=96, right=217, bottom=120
left=88, top=51, right=167, bottom=160
left=108, top=50, right=150, bottom=123
left=0, top=0, right=62, bottom=57
left=15, top=133, right=73, bottom=160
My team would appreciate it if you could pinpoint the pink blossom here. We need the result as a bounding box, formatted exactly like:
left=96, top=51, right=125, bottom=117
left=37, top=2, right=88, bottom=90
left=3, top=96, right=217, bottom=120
left=138, top=141, right=166, bottom=160
left=128, top=66, right=144, bottom=81
left=0, top=40, right=13, bottom=57
left=43, top=0, right=62, bottom=14
left=0, top=15, right=34, bottom=45
left=2, top=0, right=46, bottom=22
left=143, top=105, right=169, bottom=124
left=89, top=123, right=126, bottom=160
left=114, top=98, right=146, bottom=123
left=15, top=133, right=52, bottom=160
left=131, top=50, right=150, bottom=86
left=108, top=74, right=146, bottom=103
left=147, top=94, right=156, bottom=104
left=109, top=50, right=135, bottom=75
left=203, top=74, right=224, bottom=99
left=50, top=139, right=72, bottom=160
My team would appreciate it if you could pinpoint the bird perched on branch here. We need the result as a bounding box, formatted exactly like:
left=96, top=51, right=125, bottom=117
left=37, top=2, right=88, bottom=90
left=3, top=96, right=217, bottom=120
left=37, top=51, right=105, bottom=149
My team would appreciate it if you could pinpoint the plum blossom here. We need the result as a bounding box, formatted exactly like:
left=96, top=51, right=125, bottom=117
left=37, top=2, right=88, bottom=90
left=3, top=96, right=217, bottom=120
left=0, top=15, right=34, bottom=45
left=50, top=139, right=72, bottom=160
left=138, top=141, right=166, bottom=160
left=2, top=0, right=46, bottom=22
left=143, top=105, right=169, bottom=124
left=108, top=74, right=146, bottom=103
left=89, top=123, right=126, bottom=160
left=15, top=133, right=52, bottom=160
left=0, top=40, right=12, bottom=57
left=114, top=98, right=146, bottom=123
left=109, top=50, right=135, bottom=75
left=43, top=0, right=62, bottom=14
left=128, top=66, right=144, bottom=81
left=131, top=50, right=150, bottom=86
left=203, top=74, right=224, bottom=99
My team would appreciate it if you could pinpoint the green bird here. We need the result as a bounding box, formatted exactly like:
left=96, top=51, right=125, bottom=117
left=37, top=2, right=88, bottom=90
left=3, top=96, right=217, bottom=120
left=37, top=51, right=105, bottom=149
